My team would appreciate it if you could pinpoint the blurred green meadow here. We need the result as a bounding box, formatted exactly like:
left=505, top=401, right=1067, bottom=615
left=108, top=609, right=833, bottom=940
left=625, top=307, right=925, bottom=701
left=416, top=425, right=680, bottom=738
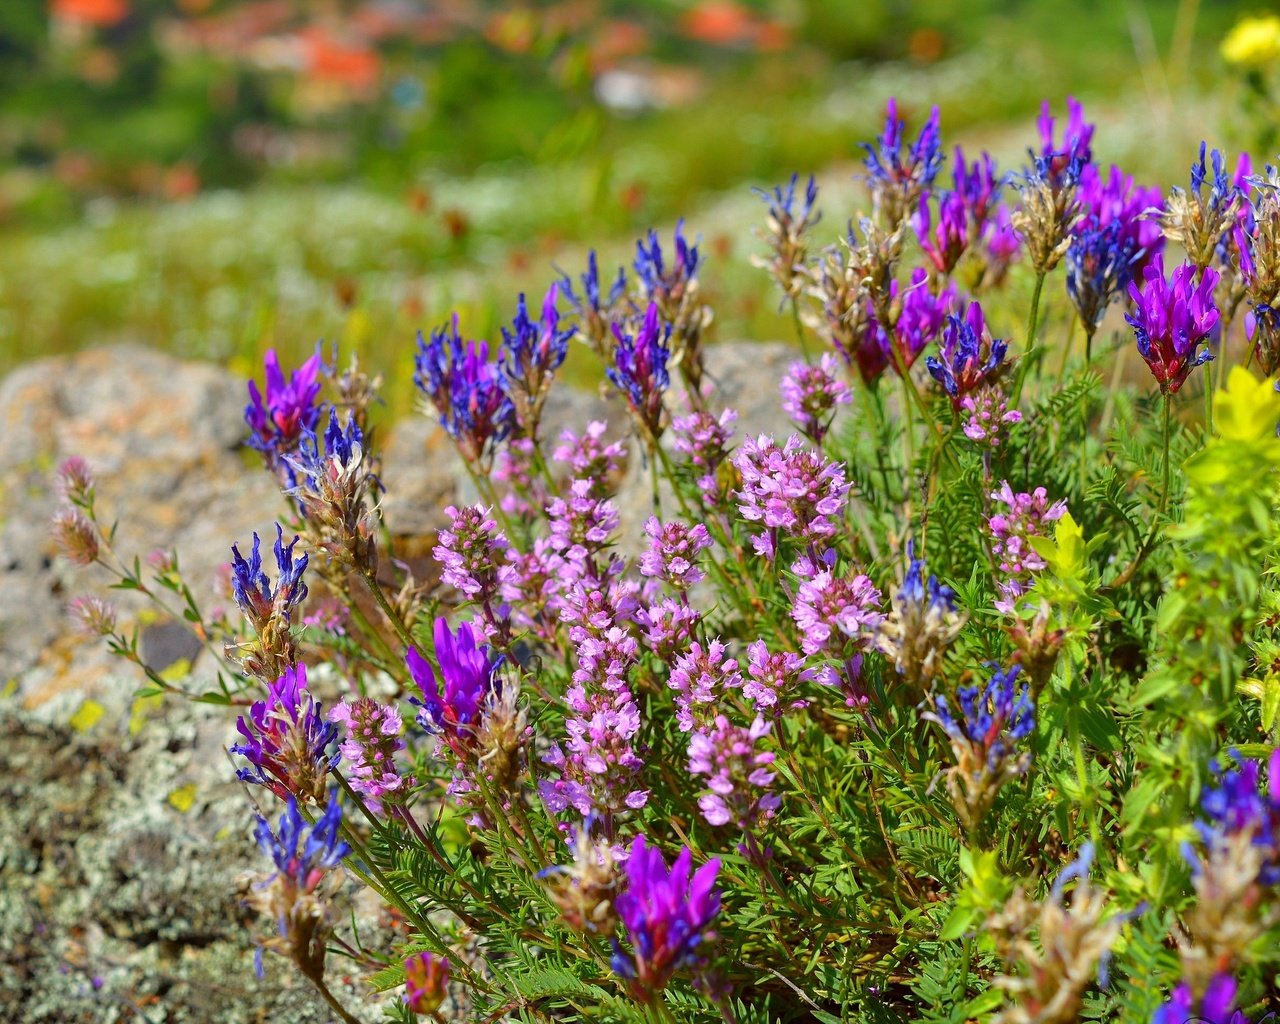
left=0, top=0, right=1268, bottom=412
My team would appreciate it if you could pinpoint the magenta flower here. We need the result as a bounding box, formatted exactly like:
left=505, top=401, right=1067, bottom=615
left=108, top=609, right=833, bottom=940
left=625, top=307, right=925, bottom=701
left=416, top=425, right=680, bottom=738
left=406, top=618, right=500, bottom=757
left=688, top=715, right=780, bottom=829
left=668, top=639, right=742, bottom=732
left=672, top=407, right=738, bottom=507
left=952, top=146, right=1003, bottom=228
left=792, top=570, right=884, bottom=657
left=742, top=639, right=816, bottom=713
left=961, top=388, right=1022, bottom=449
left=608, top=302, right=671, bottom=440
left=414, top=315, right=515, bottom=467
left=913, top=190, right=970, bottom=274
left=403, top=951, right=450, bottom=1016
left=636, top=598, right=702, bottom=662
left=553, top=421, right=627, bottom=494
left=734, top=434, right=850, bottom=559
left=329, top=697, right=410, bottom=815
left=547, top=478, right=621, bottom=574
left=231, top=663, right=338, bottom=805
left=893, top=269, right=957, bottom=369
left=926, top=301, right=1009, bottom=405
left=1124, top=255, right=1219, bottom=394
left=639, top=517, right=712, bottom=591
left=245, top=347, right=325, bottom=463
left=988, top=482, right=1068, bottom=613
left=611, top=835, right=722, bottom=1003
left=1036, top=96, right=1094, bottom=186
left=860, top=97, right=943, bottom=222
left=780, top=354, right=852, bottom=444
left=434, top=504, right=509, bottom=599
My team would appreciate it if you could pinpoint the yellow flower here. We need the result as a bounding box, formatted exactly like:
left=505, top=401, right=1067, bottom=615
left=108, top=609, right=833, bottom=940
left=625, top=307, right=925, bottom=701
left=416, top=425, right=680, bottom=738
left=1222, top=15, right=1280, bottom=67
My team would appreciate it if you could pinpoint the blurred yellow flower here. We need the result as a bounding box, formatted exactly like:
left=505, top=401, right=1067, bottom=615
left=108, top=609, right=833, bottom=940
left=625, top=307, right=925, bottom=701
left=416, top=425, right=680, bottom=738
left=1222, top=15, right=1280, bottom=67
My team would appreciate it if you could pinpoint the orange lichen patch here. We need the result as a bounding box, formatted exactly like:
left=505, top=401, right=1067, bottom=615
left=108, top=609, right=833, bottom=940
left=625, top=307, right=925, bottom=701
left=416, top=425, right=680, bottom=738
left=50, top=0, right=129, bottom=27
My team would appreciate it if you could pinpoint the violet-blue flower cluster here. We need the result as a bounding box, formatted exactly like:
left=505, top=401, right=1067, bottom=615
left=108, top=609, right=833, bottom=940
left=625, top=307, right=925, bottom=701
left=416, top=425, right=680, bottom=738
left=611, top=835, right=722, bottom=1003
left=232, top=663, right=338, bottom=805
left=231, top=524, right=310, bottom=630
left=1124, top=255, right=1219, bottom=394
left=245, top=348, right=325, bottom=464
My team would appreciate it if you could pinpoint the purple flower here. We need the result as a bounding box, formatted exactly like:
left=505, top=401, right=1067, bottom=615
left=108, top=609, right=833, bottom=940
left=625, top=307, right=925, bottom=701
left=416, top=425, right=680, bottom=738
left=406, top=617, right=501, bottom=757
left=542, top=613, right=649, bottom=818
left=499, top=284, right=575, bottom=436
left=560, top=250, right=627, bottom=334
left=414, top=315, right=515, bottom=466
left=255, top=789, right=350, bottom=895
left=1153, top=974, right=1245, bottom=1024
left=960, top=387, right=1022, bottom=449
left=876, top=542, right=964, bottom=689
left=934, top=663, right=1034, bottom=769
left=611, top=835, right=722, bottom=1003
left=553, top=421, right=627, bottom=493
left=754, top=172, right=819, bottom=233
left=976, top=204, right=1021, bottom=286
left=1067, top=217, right=1141, bottom=332
left=230, top=525, right=309, bottom=631
left=952, top=146, right=1003, bottom=228
left=1077, top=163, right=1165, bottom=278
left=913, top=190, right=970, bottom=274
left=1035, top=96, right=1093, bottom=187
left=634, top=219, right=701, bottom=301
left=434, top=504, right=511, bottom=608
left=672, top=408, right=738, bottom=507
left=688, top=715, right=780, bottom=829
left=245, top=348, right=325, bottom=463
left=403, top=952, right=450, bottom=1016
left=1196, top=748, right=1280, bottom=885
left=780, top=354, right=852, bottom=444
left=640, top=516, right=712, bottom=591
left=668, top=639, right=742, bottom=732
left=232, top=663, right=338, bottom=805
left=734, top=434, right=850, bottom=559
left=926, top=301, right=1009, bottom=405
left=637, top=598, right=702, bottom=662
left=988, top=482, right=1068, bottom=613
left=1125, top=255, right=1220, bottom=394
left=607, top=303, right=671, bottom=440
left=742, top=639, right=815, bottom=713
left=861, top=97, right=943, bottom=222
left=329, top=697, right=410, bottom=815
left=891, top=268, right=957, bottom=370
left=792, top=570, right=883, bottom=658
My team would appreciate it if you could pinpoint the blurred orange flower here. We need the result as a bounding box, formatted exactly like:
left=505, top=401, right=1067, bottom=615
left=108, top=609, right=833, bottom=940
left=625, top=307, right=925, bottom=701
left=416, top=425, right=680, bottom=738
left=50, top=0, right=129, bottom=27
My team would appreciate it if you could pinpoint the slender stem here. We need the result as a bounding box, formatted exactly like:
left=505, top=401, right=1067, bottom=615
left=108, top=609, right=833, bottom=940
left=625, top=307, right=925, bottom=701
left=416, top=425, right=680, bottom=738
left=1102, top=392, right=1174, bottom=593
left=648, top=444, right=662, bottom=515
left=313, top=977, right=363, bottom=1024
left=1011, top=271, right=1046, bottom=405
left=790, top=296, right=813, bottom=363
left=360, top=568, right=421, bottom=659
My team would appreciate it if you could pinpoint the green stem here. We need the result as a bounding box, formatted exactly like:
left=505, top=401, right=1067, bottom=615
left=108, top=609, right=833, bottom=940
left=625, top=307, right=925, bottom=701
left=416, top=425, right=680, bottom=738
left=1011, top=271, right=1046, bottom=405
left=360, top=568, right=421, bottom=659
left=313, top=977, right=363, bottom=1024
left=790, top=296, right=813, bottom=363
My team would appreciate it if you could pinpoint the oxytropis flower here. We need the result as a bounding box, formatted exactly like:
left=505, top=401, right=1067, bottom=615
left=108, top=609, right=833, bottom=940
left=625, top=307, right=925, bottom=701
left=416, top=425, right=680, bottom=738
left=1125, top=255, right=1220, bottom=394
left=877, top=544, right=965, bottom=691
left=403, top=951, right=450, bottom=1016
left=229, top=525, right=310, bottom=681
left=861, top=97, right=943, bottom=226
left=734, top=434, right=850, bottom=559
left=414, top=315, right=515, bottom=469
left=329, top=697, right=410, bottom=814
left=988, top=483, right=1068, bottom=613
left=607, top=302, right=671, bottom=443
left=231, top=663, right=338, bottom=805
left=245, top=347, right=325, bottom=465
left=406, top=617, right=501, bottom=761
left=688, top=715, right=780, bottom=829
left=929, top=663, right=1034, bottom=830
left=754, top=172, right=821, bottom=300
left=961, top=386, right=1022, bottom=450
left=926, top=301, right=1009, bottom=405
left=249, top=790, right=350, bottom=982
left=742, top=639, right=816, bottom=713
left=611, top=835, right=722, bottom=1004
left=286, top=411, right=379, bottom=571
left=499, top=284, right=575, bottom=439
left=780, top=354, right=852, bottom=443
left=1153, top=975, right=1246, bottom=1024
left=560, top=250, right=627, bottom=356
